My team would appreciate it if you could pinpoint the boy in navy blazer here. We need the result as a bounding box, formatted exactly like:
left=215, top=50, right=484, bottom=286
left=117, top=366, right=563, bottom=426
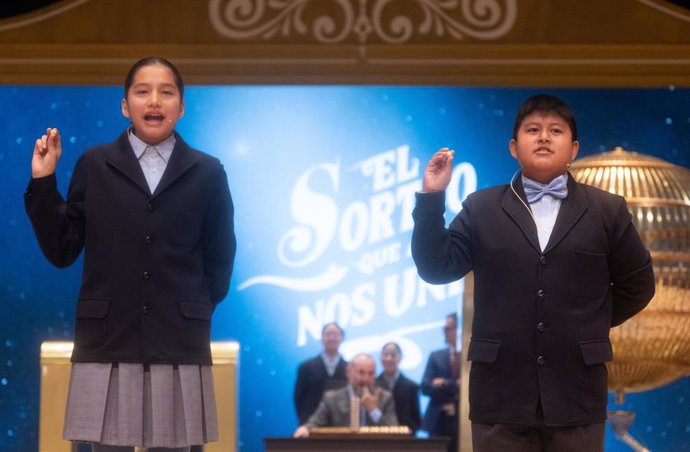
left=412, top=94, right=655, bottom=452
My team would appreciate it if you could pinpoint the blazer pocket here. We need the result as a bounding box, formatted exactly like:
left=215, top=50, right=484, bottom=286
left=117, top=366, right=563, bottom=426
left=468, top=338, right=501, bottom=363
left=179, top=299, right=213, bottom=320
left=468, top=338, right=501, bottom=407
left=74, top=298, right=111, bottom=348
left=580, top=339, right=613, bottom=365
left=178, top=299, right=212, bottom=348
left=578, top=339, right=612, bottom=408
left=570, top=249, right=609, bottom=298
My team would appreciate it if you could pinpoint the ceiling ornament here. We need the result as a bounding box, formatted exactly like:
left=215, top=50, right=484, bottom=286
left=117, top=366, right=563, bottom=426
left=208, top=0, right=517, bottom=45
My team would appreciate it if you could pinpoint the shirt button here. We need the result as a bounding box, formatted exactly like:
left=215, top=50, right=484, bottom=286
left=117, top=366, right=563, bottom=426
left=142, top=304, right=151, bottom=315
left=540, top=256, right=547, bottom=265
left=537, top=322, right=546, bottom=333
left=147, top=202, right=154, bottom=212
left=537, top=289, right=546, bottom=300
left=145, top=235, right=152, bottom=244
left=143, top=271, right=151, bottom=280
left=537, top=356, right=545, bottom=365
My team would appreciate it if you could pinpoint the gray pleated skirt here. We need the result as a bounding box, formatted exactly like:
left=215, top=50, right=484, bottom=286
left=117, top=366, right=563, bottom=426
left=63, top=362, right=218, bottom=448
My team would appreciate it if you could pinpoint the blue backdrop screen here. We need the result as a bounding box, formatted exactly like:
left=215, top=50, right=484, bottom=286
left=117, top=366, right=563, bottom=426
left=1, top=86, right=689, bottom=452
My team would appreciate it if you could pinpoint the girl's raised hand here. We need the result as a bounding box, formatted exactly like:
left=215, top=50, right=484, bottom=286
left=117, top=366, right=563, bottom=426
left=32, top=128, right=62, bottom=178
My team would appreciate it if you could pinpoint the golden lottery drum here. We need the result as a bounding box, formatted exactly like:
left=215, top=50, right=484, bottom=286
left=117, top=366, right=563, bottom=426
left=570, top=148, right=690, bottom=398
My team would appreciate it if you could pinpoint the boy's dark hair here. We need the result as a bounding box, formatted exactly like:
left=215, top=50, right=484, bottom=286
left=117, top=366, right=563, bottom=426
left=124, top=56, right=184, bottom=99
left=512, top=94, right=577, bottom=141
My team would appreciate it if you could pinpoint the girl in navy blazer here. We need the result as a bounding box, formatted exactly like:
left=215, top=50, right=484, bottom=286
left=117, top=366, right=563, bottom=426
left=26, top=57, right=236, bottom=452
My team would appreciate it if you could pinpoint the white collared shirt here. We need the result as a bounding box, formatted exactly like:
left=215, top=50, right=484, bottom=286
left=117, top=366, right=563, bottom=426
left=523, top=175, right=566, bottom=251
left=128, top=129, right=175, bottom=193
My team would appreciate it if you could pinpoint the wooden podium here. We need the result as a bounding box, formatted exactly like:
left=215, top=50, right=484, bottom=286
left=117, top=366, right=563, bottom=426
left=265, top=435, right=449, bottom=452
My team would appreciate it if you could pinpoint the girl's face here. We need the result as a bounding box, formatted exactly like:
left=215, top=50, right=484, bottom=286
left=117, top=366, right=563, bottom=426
left=381, top=345, right=401, bottom=375
left=121, top=64, right=185, bottom=145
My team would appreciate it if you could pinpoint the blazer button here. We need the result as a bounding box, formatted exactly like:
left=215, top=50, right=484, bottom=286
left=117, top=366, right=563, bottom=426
left=537, top=322, right=546, bottom=333
left=143, top=271, right=151, bottom=280
left=537, top=356, right=546, bottom=365
left=147, top=202, right=154, bottom=212
left=145, top=234, right=152, bottom=244
left=142, top=304, right=151, bottom=315
left=537, top=289, right=546, bottom=300
left=539, top=255, right=547, bottom=265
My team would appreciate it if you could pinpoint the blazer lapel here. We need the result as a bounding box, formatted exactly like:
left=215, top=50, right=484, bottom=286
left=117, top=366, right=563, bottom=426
left=501, top=177, right=541, bottom=253
left=104, top=132, right=151, bottom=195
left=544, top=175, right=588, bottom=253
left=152, top=133, right=198, bottom=197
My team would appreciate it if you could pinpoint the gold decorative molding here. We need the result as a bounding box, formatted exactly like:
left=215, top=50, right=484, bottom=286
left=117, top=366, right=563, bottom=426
left=208, top=0, right=518, bottom=45
left=0, top=0, right=689, bottom=85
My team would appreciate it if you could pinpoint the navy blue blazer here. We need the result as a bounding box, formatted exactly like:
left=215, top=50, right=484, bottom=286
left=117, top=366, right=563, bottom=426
left=294, top=355, right=348, bottom=424
left=25, top=131, right=236, bottom=365
left=420, top=348, right=459, bottom=434
left=377, top=372, right=421, bottom=432
left=412, top=174, right=655, bottom=426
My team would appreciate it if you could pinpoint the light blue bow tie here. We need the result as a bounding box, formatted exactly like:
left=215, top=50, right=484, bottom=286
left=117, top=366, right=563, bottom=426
left=523, top=175, right=568, bottom=203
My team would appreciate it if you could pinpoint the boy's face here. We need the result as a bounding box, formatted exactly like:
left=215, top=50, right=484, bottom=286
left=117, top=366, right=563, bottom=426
left=121, top=64, right=185, bottom=145
left=509, top=113, right=579, bottom=184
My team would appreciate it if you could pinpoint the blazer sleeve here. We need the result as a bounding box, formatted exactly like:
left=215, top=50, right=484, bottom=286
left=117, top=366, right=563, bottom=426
left=293, top=362, right=309, bottom=422
left=202, top=163, right=236, bottom=305
left=421, top=351, right=458, bottom=402
left=407, top=380, right=421, bottom=432
left=378, top=391, right=399, bottom=426
left=608, top=198, right=655, bottom=326
left=24, top=156, right=87, bottom=268
left=304, top=392, right=333, bottom=429
left=412, top=191, right=473, bottom=284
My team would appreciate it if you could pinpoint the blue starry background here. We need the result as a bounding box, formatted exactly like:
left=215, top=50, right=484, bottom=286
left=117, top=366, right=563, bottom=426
left=0, top=86, right=689, bottom=452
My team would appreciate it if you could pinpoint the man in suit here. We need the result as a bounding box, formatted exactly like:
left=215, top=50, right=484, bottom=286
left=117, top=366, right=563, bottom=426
left=377, top=342, right=421, bottom=433
left=421, top=314, right=460, bottom=452
left=412, top=94, right=655, bottom=452
left=293, top=322, right=348, bottom=424
left=293, top=353, right=398, bottom=437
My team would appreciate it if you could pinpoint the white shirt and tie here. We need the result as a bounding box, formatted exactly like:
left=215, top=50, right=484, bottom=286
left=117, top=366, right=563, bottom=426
left=522, top=173, right=568, bottom=250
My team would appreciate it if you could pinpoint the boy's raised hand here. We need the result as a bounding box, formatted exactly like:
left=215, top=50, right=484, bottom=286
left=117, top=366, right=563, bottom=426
left=422, top=147, right=455, bottom=192
left=32, top=128, right=62, bottom=178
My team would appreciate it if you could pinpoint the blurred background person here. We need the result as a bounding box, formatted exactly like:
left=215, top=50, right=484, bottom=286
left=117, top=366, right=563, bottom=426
left=421, top=313, right=460, bottom=452
left=294, top=353, right=397, bottom=437
left=377, top=342, right=421, bottom=434
left=293, top=322, right=348, bottom=424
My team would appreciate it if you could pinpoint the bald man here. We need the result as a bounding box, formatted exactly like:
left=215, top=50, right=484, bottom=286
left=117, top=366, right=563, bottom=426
left=293, top=353, right=398, bottom=437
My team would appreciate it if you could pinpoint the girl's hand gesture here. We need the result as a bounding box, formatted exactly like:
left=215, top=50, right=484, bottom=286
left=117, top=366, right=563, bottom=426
left=32, top=128, right=62, bottom=178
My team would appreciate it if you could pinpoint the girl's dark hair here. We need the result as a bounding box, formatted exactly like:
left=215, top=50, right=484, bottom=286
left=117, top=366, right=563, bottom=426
left=381, top=342, right=402, bottom=356
left=124, top=56, right=184, bottom=99
left=512, top=94, right=577, bottom=141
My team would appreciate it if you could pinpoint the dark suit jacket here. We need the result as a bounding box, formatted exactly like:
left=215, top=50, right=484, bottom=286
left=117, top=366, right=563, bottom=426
left=412, top=175, right=655, bottom=426
left=420, top=348, right=459, bottom=434
left=25, top=131, right=236, bottom=365
left=294, top=355, right=348, bottom=424
left=304, top=385, right=398, bottom=429
left=377, top=372, right=421, bottom=432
